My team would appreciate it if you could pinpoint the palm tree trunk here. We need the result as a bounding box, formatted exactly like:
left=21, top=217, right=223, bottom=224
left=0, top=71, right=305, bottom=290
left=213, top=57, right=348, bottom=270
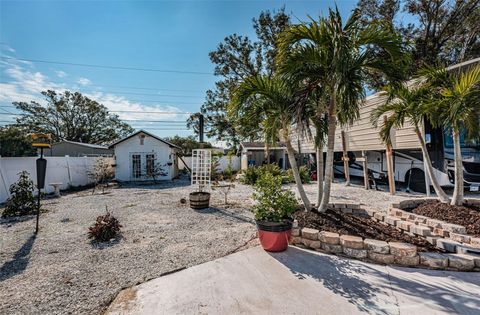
left=264, top=142, right=270, bottom=164
left=316, top=143, right=324, bottom=207
left=414, top=126, right=450, bottom=203
left=319, top=98, right=336, bottom=212
left=451, top=127, right=464, bottom=205
left=285, top=139, right=311, bottom=210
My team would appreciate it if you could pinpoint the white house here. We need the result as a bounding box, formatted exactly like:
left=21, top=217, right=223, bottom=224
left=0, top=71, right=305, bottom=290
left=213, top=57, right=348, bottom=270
left=109, top=130, right=181, bottom=182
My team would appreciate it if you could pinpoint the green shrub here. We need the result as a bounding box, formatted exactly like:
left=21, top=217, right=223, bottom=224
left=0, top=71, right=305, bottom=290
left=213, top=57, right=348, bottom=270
left=253, top=173, right=298, bottom=222
left=2, top=171, right=37, bottom=218
left=88, top=210, right=122, bottom=242
left=240, top=166, right=260, bottom=185
left=284, top=166, right=311, bottom=184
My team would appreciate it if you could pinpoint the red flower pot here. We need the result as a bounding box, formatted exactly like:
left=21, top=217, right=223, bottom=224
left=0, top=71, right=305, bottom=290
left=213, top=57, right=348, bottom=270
left=256, top=220, right=292, bottom=252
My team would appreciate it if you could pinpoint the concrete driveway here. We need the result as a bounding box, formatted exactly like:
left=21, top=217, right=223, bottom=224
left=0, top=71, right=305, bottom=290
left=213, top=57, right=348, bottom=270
left=107, top=246, right=480, bottom=315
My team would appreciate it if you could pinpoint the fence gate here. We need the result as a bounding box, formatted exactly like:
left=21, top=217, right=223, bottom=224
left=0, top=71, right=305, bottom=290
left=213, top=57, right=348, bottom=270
left=191, top=149, right=211, bottom=191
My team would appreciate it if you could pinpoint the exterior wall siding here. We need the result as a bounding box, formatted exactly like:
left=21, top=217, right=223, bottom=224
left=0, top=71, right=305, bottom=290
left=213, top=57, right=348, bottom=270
left=113, top=134, right=175, bottom=181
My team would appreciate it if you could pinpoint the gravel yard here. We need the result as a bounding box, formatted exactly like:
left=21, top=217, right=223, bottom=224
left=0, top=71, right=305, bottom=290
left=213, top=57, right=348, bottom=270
left=1, top=177, right=474, bottom=314
left=0, top=179, right=257, bottom=315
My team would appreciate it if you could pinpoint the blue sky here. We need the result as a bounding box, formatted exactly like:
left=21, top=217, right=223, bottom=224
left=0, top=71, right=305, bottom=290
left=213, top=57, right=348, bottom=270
left=0, top=0, right=360, bottom=141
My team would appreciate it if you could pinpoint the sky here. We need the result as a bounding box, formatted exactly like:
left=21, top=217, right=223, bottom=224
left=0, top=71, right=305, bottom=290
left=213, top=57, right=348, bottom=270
left=0, top=0, right=360, bottom=143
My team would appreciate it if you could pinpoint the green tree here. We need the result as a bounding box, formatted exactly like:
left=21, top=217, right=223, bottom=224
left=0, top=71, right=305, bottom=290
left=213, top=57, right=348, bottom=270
left=423, top=65, right=480, bottom=205
left=187, top=8, right=291, bottom=147
left=163, top=135, right=212, bottom=155
left=230, top=75, right=311, bottom=209
left=278, top=7, right=408, bottom=212
left=357, top=0, right=480, bottom=84
left=371, top=83, right=451, bottom=203
left=13, top=90, right=133, bottom=145
left=0, top=125, right=36, bottom=157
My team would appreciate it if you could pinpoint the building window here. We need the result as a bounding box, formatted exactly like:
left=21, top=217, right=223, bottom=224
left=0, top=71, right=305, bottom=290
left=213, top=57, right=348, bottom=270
left=132, top=154, right=142, bottom=178
left=146, top=154, right=155, bottom=176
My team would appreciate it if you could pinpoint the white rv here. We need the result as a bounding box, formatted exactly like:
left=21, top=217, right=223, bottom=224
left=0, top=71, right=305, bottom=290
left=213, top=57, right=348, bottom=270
left=292, top=58, right=480, bottom=193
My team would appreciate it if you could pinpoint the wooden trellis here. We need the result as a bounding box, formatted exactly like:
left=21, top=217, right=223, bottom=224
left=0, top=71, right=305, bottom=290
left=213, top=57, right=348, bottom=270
left=191, top=149, right=211, bottom=191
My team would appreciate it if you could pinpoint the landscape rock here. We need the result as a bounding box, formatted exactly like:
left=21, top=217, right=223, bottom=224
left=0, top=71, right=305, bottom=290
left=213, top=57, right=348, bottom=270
left=426, top=236, right=440, bottom=246
left=394, top=255, right=420, bottom=266
left=368, top=251, right=395, bottom=264
left=291, top=228, right=300, bottom=237
left=319, top=231, right=340, bottom=245
left=389, top=242, right=417, bottom=257
left=340, top=235, right=364, bottom=249
left=364, top=239, right=389, bottom=254
left=449, top=233, right=471, bottom=244
left=419, top=252, right=449, bottom=269
left=343, top=247, right=368, bottom=259
left=426, top=218, right=444, bottom=228
left=410, top=225, right=432, bottom=236
left=447, top=254, right=476, bottom=271
left=442, top=223, right=467, bottom=235
left=471, top=238, right=480, bottom=248
left=384, top=216, right=399, bottom=226
left=374, top=212, right=385, bottom=222
left=302, top=239, right=321, bottom=249
left=436, top=239, right=460, bottom=253
left=290, top=236, right=302, bottom=245
left=301, top=228, right=319, bottom=240
left=321, top=243, right=343, bottom=254
left=396, top=220, right=413, bottom=231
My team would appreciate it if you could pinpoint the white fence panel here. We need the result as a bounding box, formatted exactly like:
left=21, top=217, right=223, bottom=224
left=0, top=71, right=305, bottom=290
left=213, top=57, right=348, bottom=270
left=0, top=156, right=112, bottom=203
left=179, top=155, right=240, bottom=172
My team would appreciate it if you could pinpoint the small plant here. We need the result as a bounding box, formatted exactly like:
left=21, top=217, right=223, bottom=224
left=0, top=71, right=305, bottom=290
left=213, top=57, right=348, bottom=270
left=285, top=165, right=311, bottom=184
left=87, top=158, right=114, bottom=194
left=146, top=162, right=167, bottom=183
left=88, top=207, right=122, bottom=242
left=240, top=166, right=260, bottom=185
left=252, top=172, right=297, bottom=222
left=2, top=171, right=37, bottom=218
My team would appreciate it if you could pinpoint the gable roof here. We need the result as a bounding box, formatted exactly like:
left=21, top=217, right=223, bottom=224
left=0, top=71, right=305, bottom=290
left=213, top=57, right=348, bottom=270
left=108, top=130, right=181, bottom=149
left=54, top=140, right=110, bottom=149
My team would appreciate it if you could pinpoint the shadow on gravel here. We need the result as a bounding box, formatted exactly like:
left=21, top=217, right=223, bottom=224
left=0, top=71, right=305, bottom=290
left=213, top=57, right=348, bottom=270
left=0, top=215, right=35, bottom=226
left=196, top=207, right=255, bottom=224
left=0, top=234, right=36, bottom=282
left=270, top=247, right=480, bottom=315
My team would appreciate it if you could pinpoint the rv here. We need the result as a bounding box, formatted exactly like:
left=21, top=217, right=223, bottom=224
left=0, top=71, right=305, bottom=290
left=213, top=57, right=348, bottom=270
left=292, top=58, right=480, bottom=193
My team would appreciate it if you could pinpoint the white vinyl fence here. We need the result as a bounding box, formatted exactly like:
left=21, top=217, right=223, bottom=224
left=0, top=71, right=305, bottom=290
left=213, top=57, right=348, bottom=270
left=0, top=156, right=112, bottom=203
left=179, top=155, right=240, bottom=173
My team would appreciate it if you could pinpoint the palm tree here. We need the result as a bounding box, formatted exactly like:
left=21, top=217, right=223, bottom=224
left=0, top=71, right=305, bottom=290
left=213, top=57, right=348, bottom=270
left=423, top=65, right=480, bottom=205
left=371, top=84, right=451, bottom=203
left=229, top=75, right=312, bottom=209
left=278, top=7, right=409, bottom=211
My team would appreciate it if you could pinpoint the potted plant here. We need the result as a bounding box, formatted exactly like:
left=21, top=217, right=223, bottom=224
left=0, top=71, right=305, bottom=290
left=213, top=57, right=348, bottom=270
left=253, top=172, right=297, bottom=252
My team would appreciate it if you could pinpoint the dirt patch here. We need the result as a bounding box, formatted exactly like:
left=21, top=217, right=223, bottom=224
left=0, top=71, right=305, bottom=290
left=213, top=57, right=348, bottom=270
left=293, top=209, right=438, bottom=252
left=411, top=201, right=480, bottom=237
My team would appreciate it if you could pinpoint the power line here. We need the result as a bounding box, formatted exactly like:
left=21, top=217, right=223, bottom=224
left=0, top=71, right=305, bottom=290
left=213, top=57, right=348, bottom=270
left=0, top=106, right=196, bottom=114
left=0, top=80, right=206, bottom=93
left=0, top=56, right=214, bottom=75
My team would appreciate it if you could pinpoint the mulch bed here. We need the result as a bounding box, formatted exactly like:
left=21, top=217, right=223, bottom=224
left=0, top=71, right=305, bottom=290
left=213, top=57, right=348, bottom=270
left=411, top=201, right=480, bottom=237
left=293, top=209, right=438, bottom=252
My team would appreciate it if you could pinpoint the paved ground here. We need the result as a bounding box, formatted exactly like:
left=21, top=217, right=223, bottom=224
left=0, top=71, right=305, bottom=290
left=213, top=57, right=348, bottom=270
left=107, top=246, right=480, bottom=315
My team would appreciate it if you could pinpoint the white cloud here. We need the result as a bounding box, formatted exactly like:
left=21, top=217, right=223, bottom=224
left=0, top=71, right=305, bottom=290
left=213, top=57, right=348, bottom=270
left=0, top=43, right=16, bottom=53
left=77, top=77, right=91, bottom=86
left=55, top=70, right=67, bottom=78
left=0, top=57, right=188, bottom=128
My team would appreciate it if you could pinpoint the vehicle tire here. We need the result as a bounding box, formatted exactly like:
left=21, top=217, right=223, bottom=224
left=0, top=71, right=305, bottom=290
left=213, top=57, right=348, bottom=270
left=407, top=169, right=426, bottom=193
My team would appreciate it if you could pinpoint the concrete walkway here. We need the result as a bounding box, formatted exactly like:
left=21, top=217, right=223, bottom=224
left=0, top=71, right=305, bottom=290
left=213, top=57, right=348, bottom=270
left=107, top=246, right=480, bottom=315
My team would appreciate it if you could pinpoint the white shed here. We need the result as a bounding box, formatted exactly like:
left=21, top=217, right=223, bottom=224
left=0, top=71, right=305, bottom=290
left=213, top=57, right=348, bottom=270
left=109, top=130, right=181, bottom=182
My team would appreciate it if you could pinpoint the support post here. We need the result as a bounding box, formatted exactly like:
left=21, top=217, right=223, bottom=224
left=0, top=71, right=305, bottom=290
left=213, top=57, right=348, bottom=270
left=386, top=147, right=396, bottom=195
left=362, top=150, right=369, bottom=190
left=341, top=131, right=350, bottom=186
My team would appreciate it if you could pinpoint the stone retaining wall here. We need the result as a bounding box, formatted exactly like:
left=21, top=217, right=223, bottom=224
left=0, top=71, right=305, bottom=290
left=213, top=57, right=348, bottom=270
left=291, top=201, right=480, bottom=272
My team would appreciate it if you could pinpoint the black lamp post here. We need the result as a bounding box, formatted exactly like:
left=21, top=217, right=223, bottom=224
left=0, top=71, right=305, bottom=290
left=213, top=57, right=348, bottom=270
left=31, top=133, right=51, bottom=234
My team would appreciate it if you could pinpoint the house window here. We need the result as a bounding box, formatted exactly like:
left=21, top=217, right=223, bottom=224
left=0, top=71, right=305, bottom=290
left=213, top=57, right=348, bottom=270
left=132, top=154, right=142, bottom=178
left=146, top=154, right=155, bottom=176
